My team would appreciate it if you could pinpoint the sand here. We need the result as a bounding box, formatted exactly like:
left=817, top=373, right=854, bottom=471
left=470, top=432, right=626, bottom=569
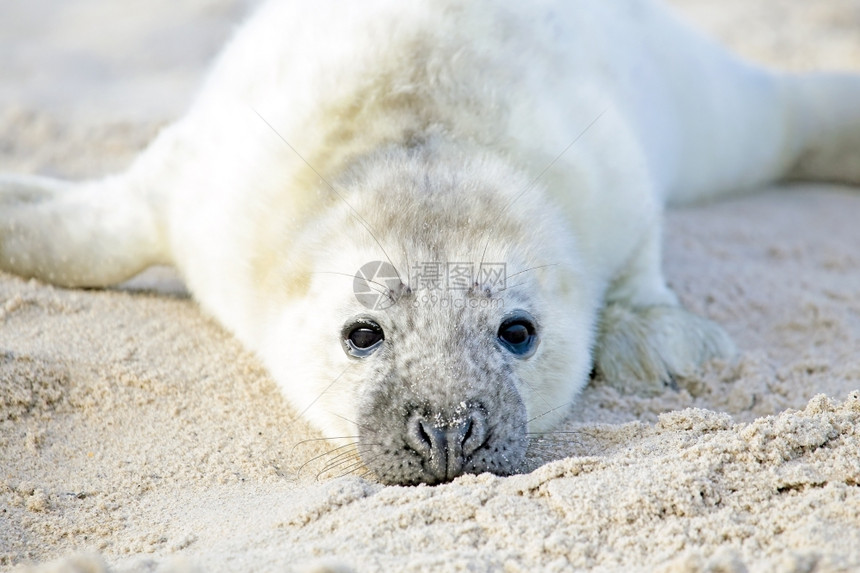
left=2, top=1, right=860, bottom=571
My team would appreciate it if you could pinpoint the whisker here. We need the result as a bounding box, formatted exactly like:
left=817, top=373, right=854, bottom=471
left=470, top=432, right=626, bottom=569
left=320, top=442, right=377, bottom=467
left=526, top=443, right=562, bottom=451
left=476, top=109, right=606, bottom=272
left=524, top=426, right=605, bottom=459
left=338, top=454, right=383, bottom=478
left=253, top=108, right=402, bottom=281
left=319, top=446, right=362, bottom=465
left=326, top=410, right=374, bottom=433
left=526, top=438, right=578, bottom=449
left=516, top=109, right=607, bottom=209
left=525, top=435, right=600, bottom=459
left=504, top=263, right=560, bottom=282
left=328, top=458, right=375, bottom=481
left=527, top=428, right=597, bottom=437
left=320, top=450, right=363, bottom=473
left=290, top=435, right=361, bottom=451
left=296, top=441, right=359, bottom=477
left=318, top=450, right=381, bottom=480
left=526, top=431, right=593, bottom=442
left=319, top=451, right=364, bottom=475
left=357, top=469, right=376, bottom=480
left=312, top=271, right=390, bottom=296
left=404, top=248, right=412, bottom=291
left=494, top=280, right=529, bottom=294
left=519, top=400, right=575, bottom=429
left=297, top=364, right=353, bottom=419
left=517, top=382, right=556, bottom=419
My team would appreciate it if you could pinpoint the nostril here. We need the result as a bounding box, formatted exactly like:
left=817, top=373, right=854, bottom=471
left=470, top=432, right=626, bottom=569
left=418, top=419, right=446, bottom=453
left=461, top=410, right=488, bottom=457
left=462, top=418, right=473, bottom=445
left=406, top=412, right=443, bottom=456
left=417, top=420, right=433, bottom=449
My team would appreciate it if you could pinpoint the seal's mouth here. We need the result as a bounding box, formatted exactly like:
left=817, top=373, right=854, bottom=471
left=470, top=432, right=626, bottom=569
left=357, top=400, right=528, bottom=486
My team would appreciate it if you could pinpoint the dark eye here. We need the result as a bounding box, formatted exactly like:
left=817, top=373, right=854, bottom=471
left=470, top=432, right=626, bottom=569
left=343, top=320, right=385, bottom=357
left=497, top=312, right=539, bottom=358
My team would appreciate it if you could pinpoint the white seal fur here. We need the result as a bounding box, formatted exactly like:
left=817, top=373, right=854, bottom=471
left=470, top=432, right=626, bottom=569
left=2, top=0, right=859, bottom=484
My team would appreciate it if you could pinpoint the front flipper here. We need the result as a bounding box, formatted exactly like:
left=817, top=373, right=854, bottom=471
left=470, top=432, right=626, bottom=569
left=593, top=224, right=735, bottom=393
left=594, top=303, right=735, bottom=393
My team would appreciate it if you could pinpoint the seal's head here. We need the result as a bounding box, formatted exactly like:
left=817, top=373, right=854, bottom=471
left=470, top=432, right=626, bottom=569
left=262, top=143, right=598, bottom=485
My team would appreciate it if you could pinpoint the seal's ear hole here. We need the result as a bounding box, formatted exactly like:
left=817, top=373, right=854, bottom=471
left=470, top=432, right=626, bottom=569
left=343, top=319, right=385, bottom=358
left=498, top=311, right=539, bottom=359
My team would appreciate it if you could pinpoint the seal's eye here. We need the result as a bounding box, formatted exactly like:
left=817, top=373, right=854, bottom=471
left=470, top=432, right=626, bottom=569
left=497, top=312, right=539, bottom=358
left=343, top=320, right=385, bottom=358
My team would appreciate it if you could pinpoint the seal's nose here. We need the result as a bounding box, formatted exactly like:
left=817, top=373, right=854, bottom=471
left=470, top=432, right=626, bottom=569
left=405, top=408, right=488, bottom=483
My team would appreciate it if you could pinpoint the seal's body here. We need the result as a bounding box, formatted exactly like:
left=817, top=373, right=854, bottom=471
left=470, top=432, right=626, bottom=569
left=2, top=0, right=859, bottom=484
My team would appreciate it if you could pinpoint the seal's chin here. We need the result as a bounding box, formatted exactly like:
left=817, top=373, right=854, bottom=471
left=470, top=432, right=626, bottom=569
left=357, top=399, right=528, bottom=486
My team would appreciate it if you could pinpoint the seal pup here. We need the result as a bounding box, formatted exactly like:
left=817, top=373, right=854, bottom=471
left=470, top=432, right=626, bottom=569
left=2, top=0, right=859, bottom=485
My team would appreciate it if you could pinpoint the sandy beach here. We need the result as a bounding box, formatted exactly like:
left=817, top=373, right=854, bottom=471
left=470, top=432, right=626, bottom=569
left=2, top=1, right=860, bottom=571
